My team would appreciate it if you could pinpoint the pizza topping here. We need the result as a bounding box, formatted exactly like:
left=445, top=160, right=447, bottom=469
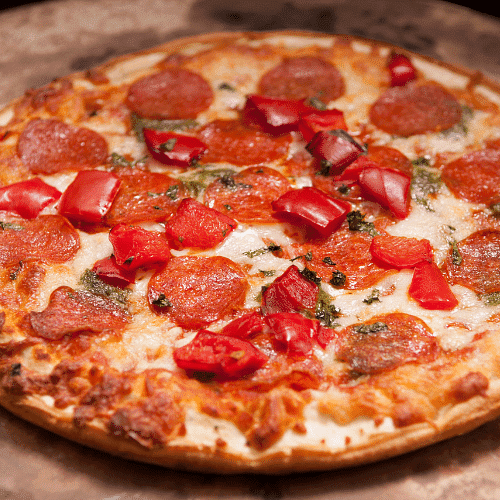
left=242, top=95, right=309, bottom=135
left=105, top=169, right=186, bottom=225
left=369, top=82, right=462, bottom=136
left=92, top=256, right=136, bottom=288
left=173, top=331, right=268, bottom=380
left=0, top=178, right=61, bottom=219
left=272, top=186, right=351, bottom=237
left=443, top=230, right=500, bottom=295
left=306, top=130, right=365, bottom=175
left=264, top=312, right=320, bottom=356
left=148, top=256, right=248, bottom=329
left=143, top=128, right=207, bottom=167
left=358, top=167, right=411, bottom=219
left=126, top=67, right=213, bottom=119
left=408, top=261, right=458, bottom=310
left=58, top=170, right=121, bottom=224
left=450, top=371, right=489, bottom=402
left=17, top=118, right=108, bottom=174
left=164, top=198, right=237, bottom=249
left=298, top=108, right=348, bottom=143
left=387, top=52, right=417, bottom=87
left=258, top=56, right=345, bottom=102
left=204, top=166, right=291, bottom=224
left=79, top=269, right=130, bottom=306
left=370, top=235, right=433, bottom=268
left=261, top=265, right=318, bottom=315
left=221, top=311, right=265, bottom=339
left=441, top=149, right=500, bottom=205
left=197, top=119, right=291, bottom=165
left=29, top=286, right=130, bottom=340
left=109, top=224, right=171, bottom=270
left=0, top=215, right=80, bottom=266
left=336, top=313, right=440, bottom=374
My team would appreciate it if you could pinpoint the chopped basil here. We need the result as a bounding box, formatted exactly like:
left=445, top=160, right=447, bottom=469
left=152, top=293, right=173, bottom=309
left=482, top=292, right=500, bottom=306
left=337, top=184, right=350, bottom=195
left=329, top=270, right=346, bottom=287
left=411, top=156, right=431, bottom=167
left=346, top=211, right=377, bottom=237
left=110, top=152, right=148, bottom=168
left=218, top=82, right=236, bottom=91
left=131, top=113, right=198, bottom=140
left=363, top=289, right=380, bottom=305
left=322, top=256, right=336, bottom=266
left=9, top=262, right=23, bottom=281
left=300, top=267, right=321, bottom=285
left=441, top=105, right=473, bottom=136
left=243, top=243, right=281, bottom=258
left=449, top=239, right=463, bottom=266
left=0, top=221, right=24, bottom=231
left=315, top=288, right=340, bottom=327
left=220, top=173, right=252, bottom=191
left=316, top=159, right=332, bottom=176
left=307, top=96, right=327, bottom=110
left=159, top=138, right=177, bottom=152
left=259, top=269, right=276, bottom=277
left=353, top=321, right=388, bottom=334
left=147, top=184, right=179, bottom=201
left=180, top=167, right=237, bottom=197
left=411, top=166, right=442, bottom=211
left=79, top=270, right=129, bottom=306
left=489, top=202, right=500, bottom=218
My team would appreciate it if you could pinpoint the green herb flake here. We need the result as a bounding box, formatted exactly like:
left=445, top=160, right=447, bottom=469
left=353, top=321, right=388, bottom=334
left=300, top=267, right=321, bottom=285
left=152, top=293, right=173, bottom=309
left=411, top=166, right=442, bottom=211
left=322, top=256, right=336, bottom=266
left=346, top=211, right=377, bottom=237
left=307, top=96, right=327, bottom=110
left=363, top=289, right=380, bottom=305
left=218, top=82, right=236, bottom=91
left=315, top=288, right=341, bottom=327
left=482, top=292, right=500, bottom=306
left=337, top=184, right=350, bottom=195
left=131, top=113, right=198, bottom=140
left=79, top=270, right=129, bottom=306
left=449, top=239, right=463, bottom=266
left=0, top=221, right=24, bottom=231
left=244, top=243, right=281, bottom=258
left=489, top=202, right=500, bottom=218
left=329, top=270, right=346, bottom=288
left=259, top=269, right=276, bottom=277
left=159, top=138, right=177, bottom=152
left=304, top=251, right=313, bottom=262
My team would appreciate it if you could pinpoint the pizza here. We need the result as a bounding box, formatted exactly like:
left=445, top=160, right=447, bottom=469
left=1, top=30, right=500, bottom=474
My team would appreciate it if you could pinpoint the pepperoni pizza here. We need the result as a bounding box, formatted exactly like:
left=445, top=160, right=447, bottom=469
left=1, top=31, right=500, bottom=473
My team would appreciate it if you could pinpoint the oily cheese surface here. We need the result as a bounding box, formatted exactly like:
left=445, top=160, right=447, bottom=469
left=1, top=30, right=500, bottom=473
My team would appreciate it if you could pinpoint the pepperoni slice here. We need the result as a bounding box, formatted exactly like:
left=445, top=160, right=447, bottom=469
left=443, top=230, right=500, bottom=294
left=442, top=149, right=500, bottom=205
left=282, top=227, right=394, bottom=290
left=336, top=313, right=440, bottom=374
left=203, top=166, right=291, bottom=224
left=148, top=256, right=248, bottom=329
left=17, top=118, right=108, bottom=174
left=0, top=215, right=80, bottom=267
left=29, top=286, right=130, bottom=340
left=197, top=119, right=291, bottom=166
left=126, top=67, right=213, bottom=119
left=258, top=56, right=345, bottom=102
left=364, top=145, right=413, bottom=178
left=369, top=82, right=462, bottom=136
left=105, top=169, right=186, bottom=225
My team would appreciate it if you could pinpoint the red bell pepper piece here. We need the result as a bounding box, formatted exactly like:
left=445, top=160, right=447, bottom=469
left=221, top=311, right=265, bottom=339
left=0, top=178, right=62, bottom=219
left=408, top=261, right=458, bottom=310
left=358, top=166, right=411, bottom=219
left=336, top=156, right=380, bottom=182
left=272, top=186, right=351, bottom=237
left=388, top=53, right=417, bottom=87
left=109, top=223, right=171, bottom=270
left=164, top=198, right=237, bottom=249
left=264, top=312, right=319, bottom=355
left=298, top=108, right=348, bottom=143
left=143, top=128, right=207, bottom=167
left=242, top=95, right=309, bottom=135
left=92, top=255, right=136, bottom=288
left=370, top=235, right=433, bottom=268
left=261, top=265, right=318, bottom=316
left=58, top=170, right=121, bottom=223
left=173, top=330, right=268, bottom=379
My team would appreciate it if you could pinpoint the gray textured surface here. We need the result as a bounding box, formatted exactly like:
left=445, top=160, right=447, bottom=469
left=1, top=1, right=500, bottom=498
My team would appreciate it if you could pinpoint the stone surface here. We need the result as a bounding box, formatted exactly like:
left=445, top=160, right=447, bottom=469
left=1, top=1, right=500, bottom=498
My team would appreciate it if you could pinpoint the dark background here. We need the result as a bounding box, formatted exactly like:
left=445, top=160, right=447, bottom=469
left=2, top=0, right=499, bottom=17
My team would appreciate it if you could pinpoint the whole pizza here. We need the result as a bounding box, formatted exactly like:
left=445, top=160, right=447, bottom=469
left=1, top=30, right=500, bottom=473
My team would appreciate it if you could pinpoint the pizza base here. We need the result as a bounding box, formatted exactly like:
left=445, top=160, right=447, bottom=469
left=1, top=30, right=500, bottom=474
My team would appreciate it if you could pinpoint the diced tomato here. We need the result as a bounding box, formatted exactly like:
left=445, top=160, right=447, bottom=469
left=264, top=312, right=319, bottom=355
left=164, top=198, right=237, bottom=249
left=261, top=265, right=318, bottom=315
left=370, top=235, right=433, bottom=268
left=388, top=53, right=417, bottom=87
left=173, top=330, right=268, bottom=379
left=221, top=311, right=265, bottom=339
left=242, top=95, right=309, bottom=135
left=272, top=186, right=351, bottom=237
left=109, top=223, right=171, bottom=270
left=408, top=261, right=458, bottom=310
left=143, top=128, right=207, bottom=167
left=306, top=130, right=365, bottom=175
left=58, top=170, right=121, bottom=223
left=92, top=255, right=136, bottom=288
left=0, top=178, right=61, bottom=219
left=298, top=108, right=348, bottom=143
left=358, top=166, right=411, bottom=219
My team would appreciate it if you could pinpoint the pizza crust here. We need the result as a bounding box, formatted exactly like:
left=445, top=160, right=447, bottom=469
left=1, top=30, right=500, bottom=473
